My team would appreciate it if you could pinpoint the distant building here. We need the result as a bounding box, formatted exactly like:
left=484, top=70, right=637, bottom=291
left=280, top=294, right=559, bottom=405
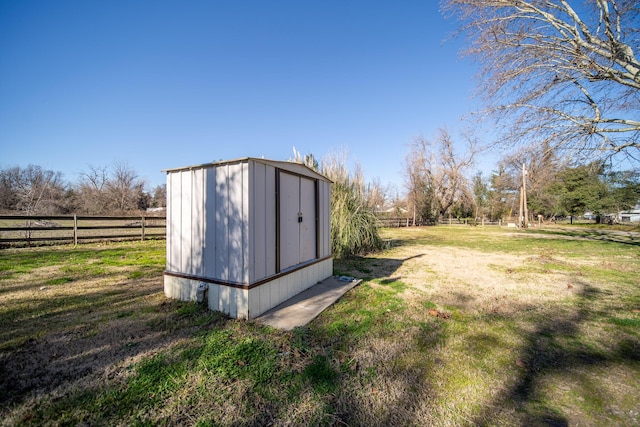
left=614, top=202, right=640, bottom=223
left=146, top=207, right=165, bottom=213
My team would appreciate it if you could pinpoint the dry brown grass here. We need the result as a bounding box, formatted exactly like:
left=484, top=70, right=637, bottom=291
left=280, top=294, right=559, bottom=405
left=1, top=227, right=639, bottom=426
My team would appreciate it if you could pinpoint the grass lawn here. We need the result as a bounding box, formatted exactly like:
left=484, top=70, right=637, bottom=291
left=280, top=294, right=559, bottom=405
left=0, top=226, right=639, bottom=426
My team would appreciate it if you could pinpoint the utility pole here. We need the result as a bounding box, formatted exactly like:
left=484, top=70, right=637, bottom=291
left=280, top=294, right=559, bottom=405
left=519, top=187, right=524, bottom=227
left=522, top=163, right=528, bottom=228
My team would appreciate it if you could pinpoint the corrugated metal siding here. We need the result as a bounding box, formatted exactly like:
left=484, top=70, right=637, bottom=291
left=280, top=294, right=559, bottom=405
left=203, top=168, right=216, bottom=275
left=180, top=171, right=193, bottom=273
left=214, top=165, right=229, bottom=281
left=212, top=162, right=249, bottom=284
left=192, top=168, right=205, bottom=276
left=299, top=176, right=316, bottom=263
left=265, top=166, right=277, bottom=275
left=249, top=161, right=277, bottom=283
left=279, top=171, right=299, bottom=271
left=318, top=180, right=331, bottom=258
left=167, top=162, right=249, bottom=283
left=166, top=158, right=329, bottom=287
left=167, top=172, right=181, bottom=272
left=227, top=162, right=246, bottom=283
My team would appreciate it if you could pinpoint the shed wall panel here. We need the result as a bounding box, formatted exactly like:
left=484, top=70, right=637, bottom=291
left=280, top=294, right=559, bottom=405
left=219, top=285, right=230, bottom=315
left=214, top=165, right=229, bottom=281
left=265, top=166, right=276, bottom=277
left=248, top=284, right=261, bottom=318
left=318, top=181, right=325, bottom=257
left=227, top=162, right=247, bottom=283
left=319, top=181, right=331, bottom=258
left=167, top=173, right=181, bottom=271
left=241, top=162, right=249, bottom=283
left=248, top=161, right=276, bottom=283
left=208, top=280, right=220, bottom=312
left=228, top=287, right=238, bottom=318
left=180, top=171, right=193, bottom=274
left=279, top=172, right=300, bottom=271
left=203, top=168, right=217, bottom=277
left=258, top=281, right=272, bottom=315
left=299, top=176, right=316, bottom=263
left=191, top=168, right=205, bottom=276
left=251, top=162, right=267, bottom=282
left=237, top=288, right=248, bottom=319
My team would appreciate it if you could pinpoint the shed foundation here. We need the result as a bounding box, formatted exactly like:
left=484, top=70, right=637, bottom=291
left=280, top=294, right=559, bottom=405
left=164, top=257, right=332, bottom=319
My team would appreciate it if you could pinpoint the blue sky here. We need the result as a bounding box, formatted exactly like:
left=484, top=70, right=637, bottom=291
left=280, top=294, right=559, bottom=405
left=0, top=0, right=489, bottom=193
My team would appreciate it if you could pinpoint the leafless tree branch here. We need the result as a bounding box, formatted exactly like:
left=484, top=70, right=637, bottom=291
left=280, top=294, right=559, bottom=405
left=442, top=0, right=640, bottom=162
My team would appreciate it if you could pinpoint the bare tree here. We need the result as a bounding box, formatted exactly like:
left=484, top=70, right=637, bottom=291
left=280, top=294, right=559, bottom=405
left=442, top=0, right=640, bottom=163
left=0, top=168, right=19, bottom=211
left=106, top=161, right=142, bottom=213
left=364, top=177, right=389, bottom=212
left=77, top=165, right=110, bottom=214
left=404, top=146, right=436, bottom=224
left=77, top=162, right=146, bottom=214
left=0, top=165, right=66, bottom=214
left=404, top=129, right=476, bottom=221
left=151, top=184, right=167, bottom=208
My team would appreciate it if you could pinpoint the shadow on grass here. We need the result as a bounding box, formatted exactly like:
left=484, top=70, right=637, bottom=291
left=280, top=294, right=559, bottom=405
left=535, top=227, right=640, bottom=246
left=2, top=239, right=638, bottom=425
left=334, top=252, right=424, bottom=280
left=331, top=249, right=640, bottom=425
left=302, top=252, right=441, bottom=425
left=0, top=277, right=222, bottom=411
left=472, top=282, right=640, bottom=426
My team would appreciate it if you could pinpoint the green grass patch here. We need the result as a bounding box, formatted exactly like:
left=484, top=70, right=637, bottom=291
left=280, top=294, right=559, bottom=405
left=304, top=355, right=339, bottom=394
left=2, top=227, right=639, bottom=426
left=45, top=277, right=74, bottom=286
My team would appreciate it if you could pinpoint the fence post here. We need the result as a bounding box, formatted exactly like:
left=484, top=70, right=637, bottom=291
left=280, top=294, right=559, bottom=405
left=141, top=216, right=146, bottom=241
left=73, top=214, right=78, bottom=246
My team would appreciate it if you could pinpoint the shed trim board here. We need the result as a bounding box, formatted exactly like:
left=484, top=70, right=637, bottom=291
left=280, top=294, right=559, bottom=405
left=164, top=257, right=333, bottom=319
left=164, top=255, right=333, bottom=290
left=162, top=157, right=331, bottom=183
left=164, top=157, right=332, bottom=320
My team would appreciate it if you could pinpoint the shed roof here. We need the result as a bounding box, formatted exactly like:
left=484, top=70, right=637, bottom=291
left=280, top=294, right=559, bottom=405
left=163, top=157, right=331, bottom=182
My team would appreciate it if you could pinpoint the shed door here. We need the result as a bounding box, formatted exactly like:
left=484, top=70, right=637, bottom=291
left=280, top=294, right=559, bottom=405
left=279, top=172, right=317, bottom=271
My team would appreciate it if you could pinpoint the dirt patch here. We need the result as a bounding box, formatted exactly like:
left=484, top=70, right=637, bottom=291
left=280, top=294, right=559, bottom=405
left=362, top=244, right=578, bottom=316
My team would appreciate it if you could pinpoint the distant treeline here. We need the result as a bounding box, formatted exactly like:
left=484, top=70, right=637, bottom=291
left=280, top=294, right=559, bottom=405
left=0, top=162, right=165, bottom=216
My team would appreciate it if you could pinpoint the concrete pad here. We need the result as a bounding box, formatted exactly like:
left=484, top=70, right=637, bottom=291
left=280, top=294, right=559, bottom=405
left=256, top=275, right=362, bottom=330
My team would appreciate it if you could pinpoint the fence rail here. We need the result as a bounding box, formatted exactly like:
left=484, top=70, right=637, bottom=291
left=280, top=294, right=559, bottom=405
left=0, top=215, right=166, bottom=247
left=376, top=217, right=504, bottom=228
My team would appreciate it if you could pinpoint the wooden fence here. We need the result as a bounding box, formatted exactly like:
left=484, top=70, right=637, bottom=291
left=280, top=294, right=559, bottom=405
left=0, top=215, right=166, bottom=247
left=376, top=216, right=503, bottom=228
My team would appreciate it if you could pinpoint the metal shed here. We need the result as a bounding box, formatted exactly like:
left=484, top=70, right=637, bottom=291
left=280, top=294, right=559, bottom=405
left=163, top=157, right=332, bottom=319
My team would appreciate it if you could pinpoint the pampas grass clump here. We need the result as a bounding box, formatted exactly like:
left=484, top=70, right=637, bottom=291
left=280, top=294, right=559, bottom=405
left=321, top=154, right=383, bottom=258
